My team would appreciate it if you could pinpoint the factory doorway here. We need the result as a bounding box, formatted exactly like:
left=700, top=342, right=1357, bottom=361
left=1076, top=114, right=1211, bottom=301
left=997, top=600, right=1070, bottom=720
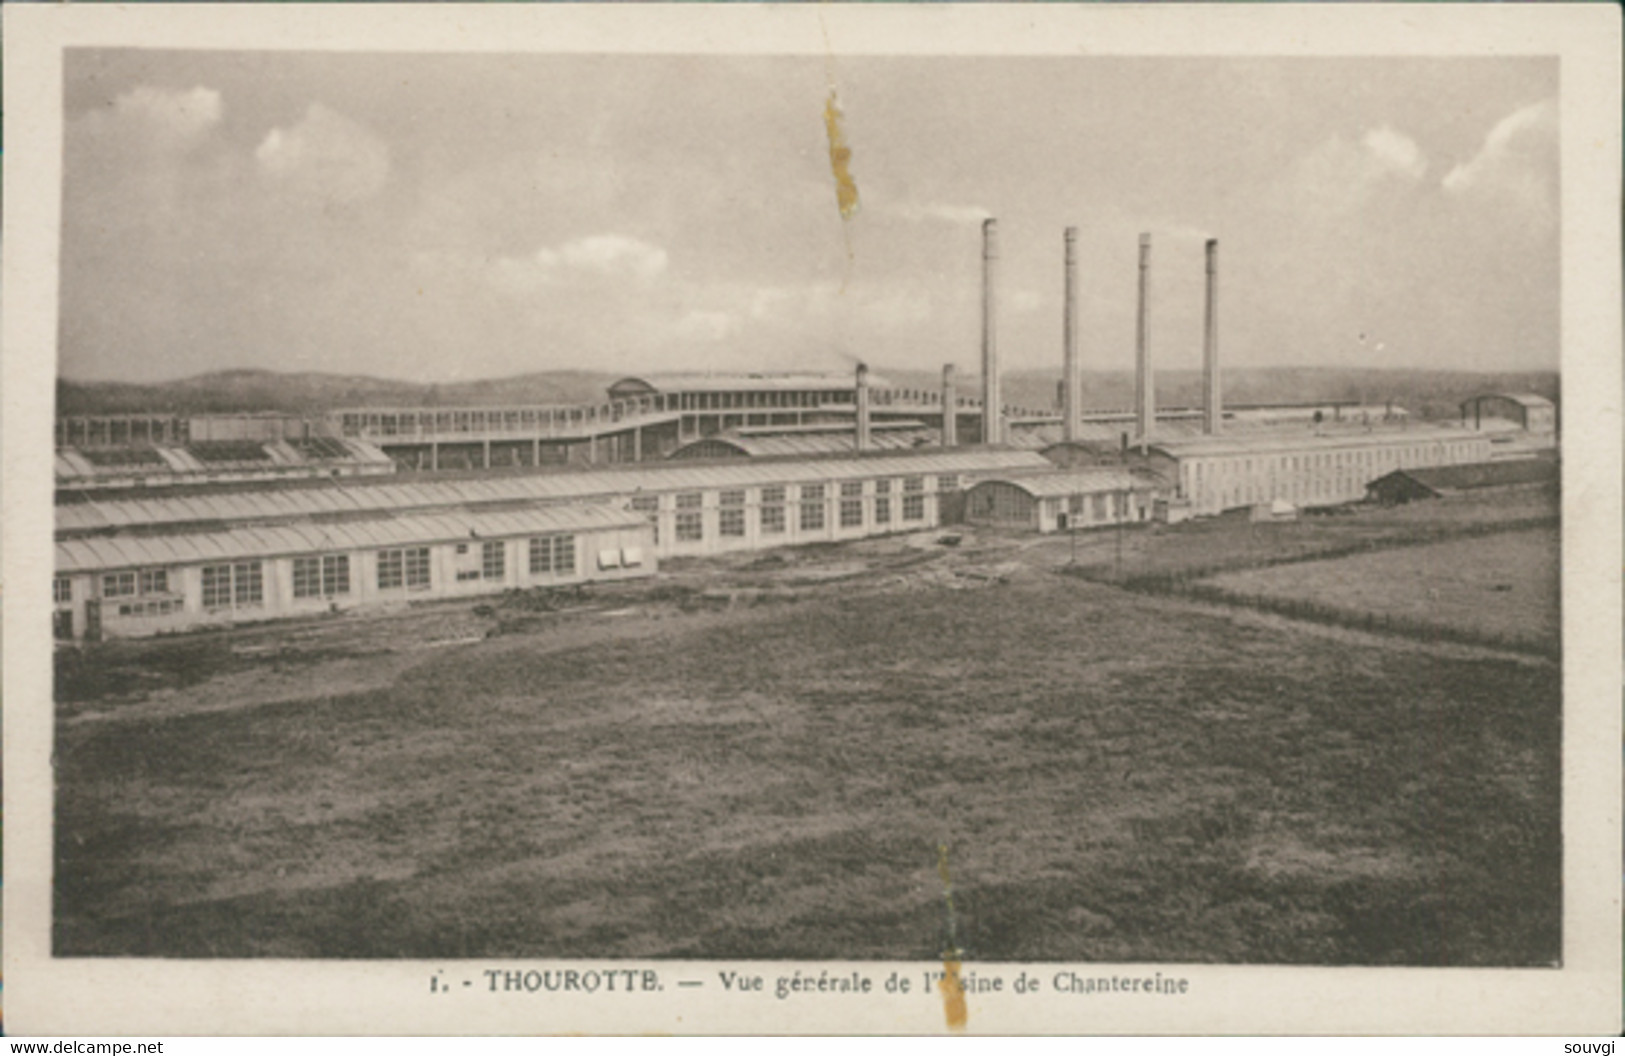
left=84, top=599, right=102, bottom=642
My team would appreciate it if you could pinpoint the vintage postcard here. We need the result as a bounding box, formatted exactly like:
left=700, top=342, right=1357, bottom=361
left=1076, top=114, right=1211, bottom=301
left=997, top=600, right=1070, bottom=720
left=4, top=2, right=1620, bottom=1036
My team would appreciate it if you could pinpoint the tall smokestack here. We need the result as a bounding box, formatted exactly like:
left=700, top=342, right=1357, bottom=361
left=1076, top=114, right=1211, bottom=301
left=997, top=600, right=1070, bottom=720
left=855, top=361, right=871, bottom=452
left=981, top=218, right=1002, bottom=446
left=1203, top=238, right=1221, bottom=436
left=1134, top=232, right=1154, bottom=451
left=941, top=364, right=958, bottom=447
left=1063, top=226, right=1082, bottom=442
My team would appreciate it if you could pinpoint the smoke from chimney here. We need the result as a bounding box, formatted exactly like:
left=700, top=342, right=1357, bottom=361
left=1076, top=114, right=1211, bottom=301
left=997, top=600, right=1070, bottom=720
left=981, top=218, right=1002, bottom=446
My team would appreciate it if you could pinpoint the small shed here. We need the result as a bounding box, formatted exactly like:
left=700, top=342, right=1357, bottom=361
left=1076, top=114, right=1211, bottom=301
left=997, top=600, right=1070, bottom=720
left=963, top=470, right=1155, bottom=533
left=1365, top=459, right=1557, bottom=505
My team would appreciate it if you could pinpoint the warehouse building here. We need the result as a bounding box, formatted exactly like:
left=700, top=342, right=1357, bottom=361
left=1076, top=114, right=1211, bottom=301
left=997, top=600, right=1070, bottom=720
left=1460, top=393, right=1557, bottom=436
left=1146, top=427, right=1492, bottom=517
left=963, top=469, right=1157, bottom=533
left=1365, top=458, right=1558, bottom=505
left=53, top=504, right=653, bottom=642
left=54, top=450, right=1056, bottom=639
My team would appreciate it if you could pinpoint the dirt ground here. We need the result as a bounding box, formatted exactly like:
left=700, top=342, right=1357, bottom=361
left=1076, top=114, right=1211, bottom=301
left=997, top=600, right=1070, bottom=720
left=55, top=505, right=1561, bottom=965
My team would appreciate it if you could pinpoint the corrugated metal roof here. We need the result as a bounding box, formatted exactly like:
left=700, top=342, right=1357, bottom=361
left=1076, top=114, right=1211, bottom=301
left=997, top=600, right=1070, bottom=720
left=610, top=372, right=890, bottom=394
left=56, top=439, right=394, bottom=482
left=967, top=469, right=1147, bottom=499
left=1375, top=459, right=1557, bottom=493
left=56, top=503, right=642, bottom=575
left=1150, top=424, right=1482, bottom=459
left=56, top=449, right=1054, bottom=535
left=1465, top=393, right=1555, bottom=410
left=670, top=428, right=939, bottom=459
left=732, top=420, right=927, bottom=436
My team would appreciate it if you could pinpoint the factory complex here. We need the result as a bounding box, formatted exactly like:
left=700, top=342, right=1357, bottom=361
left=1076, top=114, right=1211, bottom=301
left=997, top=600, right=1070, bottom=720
left=54, top=222, right=1555, bottom=640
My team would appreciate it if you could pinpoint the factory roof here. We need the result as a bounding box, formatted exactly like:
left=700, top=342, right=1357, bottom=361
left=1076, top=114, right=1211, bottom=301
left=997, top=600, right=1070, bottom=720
left=56, top=503, right=642, bottom=576
left=669, top=426, right=939, bottom=459
left=56, top=439, right=394, bottom=482
left=1371, top=459, right=1557, bottom=494
left=1149, top=424, right=1480, bottom=460
left=968, top=469, right=1149, bottom=498
left=56, top=449, right=1054, bottom=535
left=608, top=371, right=892, bottom=396
left=1462, top=393, right=1556, bottom=410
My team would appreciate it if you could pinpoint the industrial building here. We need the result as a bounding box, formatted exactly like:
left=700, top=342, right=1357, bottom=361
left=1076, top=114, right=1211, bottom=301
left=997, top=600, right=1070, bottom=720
left=53, top=448, right=1054, bottom=639
left=52, top=218, right=1558, bottom=642
left=1460, top=393, right=1557, bottom=436
left=53, top=503, right=653, bottom=642
left=55, top=449, right=1051, bottom=542
left=667, top=422, right=938, bottom=460
left=1146, top=428, right=1493, bottom=518
left=55, top=429, right=395, bottom=491
left=1365, top=459, right=1558, bottom=505
left=963, top=469, right=1157, bottom=533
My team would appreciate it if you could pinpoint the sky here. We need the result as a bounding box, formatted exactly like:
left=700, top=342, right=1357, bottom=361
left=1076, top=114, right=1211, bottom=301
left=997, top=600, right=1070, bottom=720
left=59, top=50, right=1559, bottom=384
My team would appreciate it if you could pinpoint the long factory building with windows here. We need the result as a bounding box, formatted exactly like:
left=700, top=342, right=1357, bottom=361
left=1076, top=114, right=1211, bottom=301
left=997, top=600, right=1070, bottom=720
left=53, top=449, right=1054, bottom=640
left=1146, top=426, right=1494, bottom=518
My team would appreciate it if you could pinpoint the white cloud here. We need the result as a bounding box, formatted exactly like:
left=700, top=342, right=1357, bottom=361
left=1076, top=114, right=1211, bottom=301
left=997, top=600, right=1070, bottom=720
left=475, top=234, right=670, bottom=296
left=1441, top=99, right=1557, bottom=223
left=1362, top=126, right=1427, bottom=181
left=674, top=309, right=737, bottom=342
left=1288, top=125, right=1428, bottom=216
left=550, top=235, right=669, bottom=280
left=114, top=85, right=223, bottom=145
left=256, top=103, right=390, bottom=204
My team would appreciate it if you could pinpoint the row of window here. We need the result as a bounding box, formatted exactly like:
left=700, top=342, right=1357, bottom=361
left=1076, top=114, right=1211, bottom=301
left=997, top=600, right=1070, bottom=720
left=669, top=494, right=926, bottom=539
left=76, top=534, right=583, bottom=613
left=676, top=390, right=847, bottom=410
left=378, top=547, right=432, bottom=590
left=202, top=562, right=264, bottom=609
left=116, top=598, right=180, bottom=618
left=627, top=479, right=932, bottom=545
left=633, top=476, right=946, bottom=512
left=529, top=535, right=576, bottom=576
left=102, top=568, right=169, bottom=598
left=293, top=554, right=351, bottom=599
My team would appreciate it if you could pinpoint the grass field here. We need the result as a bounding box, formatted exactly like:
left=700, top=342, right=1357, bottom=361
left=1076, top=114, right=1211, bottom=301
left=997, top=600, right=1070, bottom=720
left=56, top=545, right=1560, bottom=965
left=1203, top=527, right=1558, bottom=647
left=1070, top=489, right=1557, bottom=584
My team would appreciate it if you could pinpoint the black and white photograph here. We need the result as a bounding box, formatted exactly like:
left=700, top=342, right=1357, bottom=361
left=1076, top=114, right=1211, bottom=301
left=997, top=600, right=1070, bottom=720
left=5, top=3, right=1620, bottom=1037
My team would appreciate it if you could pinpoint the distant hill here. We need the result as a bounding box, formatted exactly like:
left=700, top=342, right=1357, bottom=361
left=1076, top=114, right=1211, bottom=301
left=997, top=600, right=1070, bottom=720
left=58, top=369, right=623, bottom=416
left=58, top=365, right=1557, bottom=422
